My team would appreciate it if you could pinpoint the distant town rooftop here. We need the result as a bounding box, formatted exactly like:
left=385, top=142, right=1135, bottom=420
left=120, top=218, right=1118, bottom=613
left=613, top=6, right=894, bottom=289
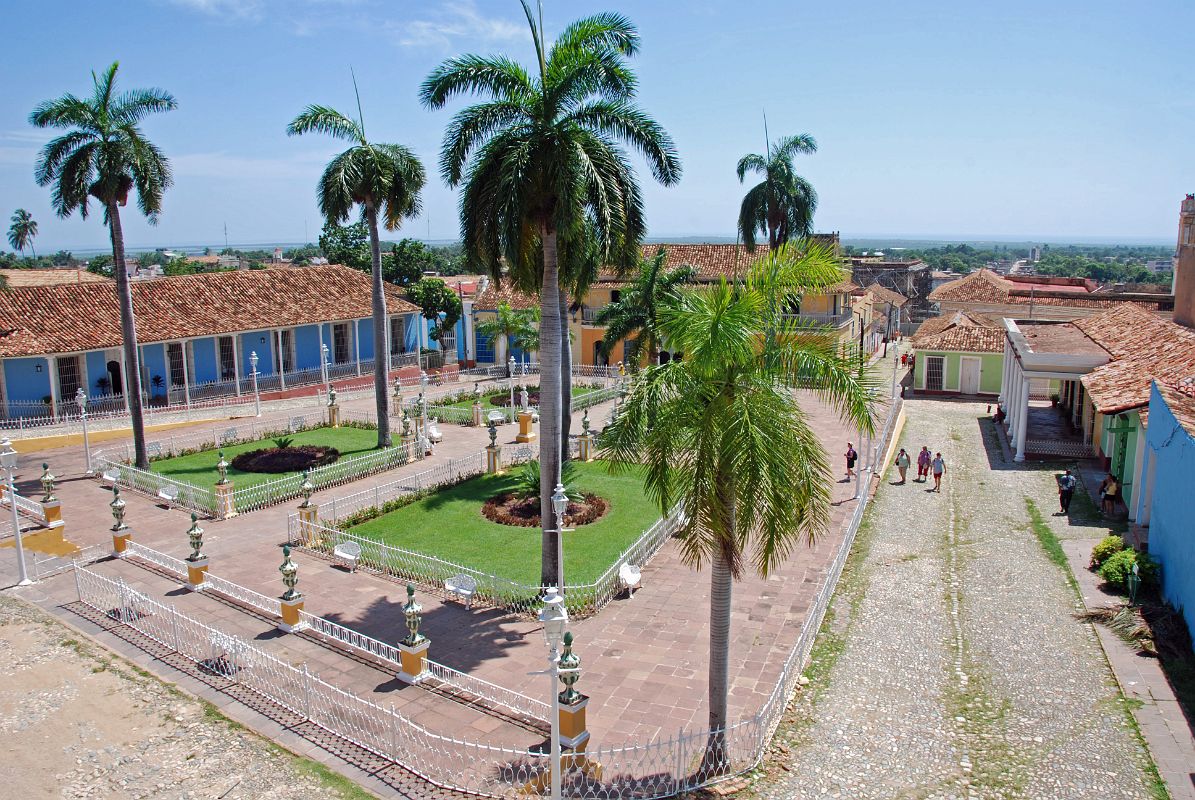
left=0, top=268, right=111, bottom=288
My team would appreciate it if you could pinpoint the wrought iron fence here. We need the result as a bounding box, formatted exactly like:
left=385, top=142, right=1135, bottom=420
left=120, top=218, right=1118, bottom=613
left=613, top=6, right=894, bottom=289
left=0, top=486, right=48, bottom=525
left=91, top=456, right=218, bottom=516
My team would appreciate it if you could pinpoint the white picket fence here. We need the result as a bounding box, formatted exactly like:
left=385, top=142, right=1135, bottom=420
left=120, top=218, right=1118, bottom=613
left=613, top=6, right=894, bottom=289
left=92, top=456, right=218, bottom=517
left=0, top=486, right=48, bottom=526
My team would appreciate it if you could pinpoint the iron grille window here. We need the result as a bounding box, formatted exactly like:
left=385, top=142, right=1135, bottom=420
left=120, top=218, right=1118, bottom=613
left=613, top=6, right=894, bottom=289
left=276, top=330, right=293, bottom=373
left=333, top=323, right=351, bottom=364
left=167, top=343, right=186, bottom=387
left=926, top=356, right=944, bottom=391
left=439, top=327, right=456, bottom=357
left=475, top=332, right=495, bottom=363
left=218, top=336, right=236, bottom=381
left=57, top=355, right=81, bottom=401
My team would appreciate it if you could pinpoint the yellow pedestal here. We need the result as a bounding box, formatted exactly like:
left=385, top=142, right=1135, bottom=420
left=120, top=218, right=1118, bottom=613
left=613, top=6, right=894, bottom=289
left=578, top=434, right=595, bottom=462
left=327, top=404, right=341, bottom=428
left=401, top=434, right=418, bottom=463
left=472, top=402, right=484, bottom=426
left=486, top=445, right=503, bottom=474
left=392, top=395, right=404, bottom=415
left=279, top=596, right=305, bottom=632
left=397, top=639, right=430, bottom=684
left=42, top=499, right=65, bottom=529
left=112, top=530, right=132, bottom=556
left=559, top=696, right=590, bottom=749
left=215, top=482, right=237, bottom=520
left=186, top=557, right=209, bottom=590
left=519, top=750, right=602, bottom=795
left=297, top=505, right=320, bottom=545
left=516, top=410, right=537, bottom=443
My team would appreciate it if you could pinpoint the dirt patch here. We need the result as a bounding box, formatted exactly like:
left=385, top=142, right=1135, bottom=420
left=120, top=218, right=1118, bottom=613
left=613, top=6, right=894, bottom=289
left=230, top=445, right=339, bottom=473
left=481, top=492, right=609, bottom=527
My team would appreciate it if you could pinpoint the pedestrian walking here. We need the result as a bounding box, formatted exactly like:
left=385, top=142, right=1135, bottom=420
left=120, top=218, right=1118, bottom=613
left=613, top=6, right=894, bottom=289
left=931, top=452, right=946, bottom=492
left=917, top=446, right=931, bottom=482
left=895, top=448, right=911, bottom=484
left=1099, top=473, right=1120, bottom=515
left=1058, top=469, right=1076, bottom=513
left=844, top=442, right=858, bottom=482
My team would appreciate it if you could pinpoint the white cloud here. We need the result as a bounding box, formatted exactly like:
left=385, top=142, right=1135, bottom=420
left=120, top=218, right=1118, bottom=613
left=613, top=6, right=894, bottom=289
left=392, top=1, right=523, bottom=49
left=167, top=0, right=264, bottom=20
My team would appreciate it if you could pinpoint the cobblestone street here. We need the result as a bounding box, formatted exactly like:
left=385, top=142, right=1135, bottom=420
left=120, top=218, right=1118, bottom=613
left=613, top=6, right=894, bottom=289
left=761, top=399, right=1160, bottom=800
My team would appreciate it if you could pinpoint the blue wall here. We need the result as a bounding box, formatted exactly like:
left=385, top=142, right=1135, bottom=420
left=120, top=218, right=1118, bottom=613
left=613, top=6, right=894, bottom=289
left=457, top=317, right=467, bottom=361
left=293, top=325, right=321, bottom=370
left=1146, top=382, right=1195, bottom=650
left=358, top=319, right=375, bottom=361
left=84, top=351, right=109, bottom=394
left=406, top=314, right=424, bottom=353
left=2, top=357, right=52, bottom=406
left=239, top=330, right=276, bottom=377
left=191, top=338, right=218, bottom=384
left=140, top=344, right=168, bottom=398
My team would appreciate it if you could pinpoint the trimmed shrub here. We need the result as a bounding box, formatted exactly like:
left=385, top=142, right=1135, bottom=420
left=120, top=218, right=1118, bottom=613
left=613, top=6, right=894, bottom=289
left=1098, top=549, right=1160, bottom=592
left=231, top=445, right=339, bottom=473
left=1090, top=534, right=1128, bottom=569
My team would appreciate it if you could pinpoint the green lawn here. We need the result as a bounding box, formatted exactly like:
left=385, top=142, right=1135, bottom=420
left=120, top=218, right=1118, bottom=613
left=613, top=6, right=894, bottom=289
left=348, top=460, right=662, bottom=585
left=150, top=426, right=381, bottom=489
left=430, top=384, right=605, bottom=411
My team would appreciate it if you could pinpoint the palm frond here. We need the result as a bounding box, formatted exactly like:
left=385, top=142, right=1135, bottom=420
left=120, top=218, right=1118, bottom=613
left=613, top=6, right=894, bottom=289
left=567, top=100, right=681, bottom=185
left=735, top=153, right=767, bottom=182
left=440, top=102, right=530, bottom=186
left=553, top=12, right=639, bottom=56
left=419, top=55, right=535, bottom=109
left=111, top=88, right=178, bottom=126
left=287, top=105, right=363, bottom=143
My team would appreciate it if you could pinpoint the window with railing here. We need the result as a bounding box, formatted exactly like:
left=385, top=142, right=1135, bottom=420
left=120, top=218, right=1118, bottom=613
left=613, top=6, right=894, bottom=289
left=333, top=323, right=351, bottom=363
left=279, top=329, right=294, bottom=373
left=57, top=355, right=81, bottom=400
left=439, top=328, right=457, bottom=359
left=218, top=336, right=236, bottom=380
left=167, top=343, right=185, bottom=388
left=475, top=332, right=495, bottom=363
left=926, top=356, right=945, bottom=391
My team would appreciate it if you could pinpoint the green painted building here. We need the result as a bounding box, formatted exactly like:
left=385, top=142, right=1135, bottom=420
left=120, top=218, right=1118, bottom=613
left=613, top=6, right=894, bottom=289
left=911, top=311, right=1005, bottom=395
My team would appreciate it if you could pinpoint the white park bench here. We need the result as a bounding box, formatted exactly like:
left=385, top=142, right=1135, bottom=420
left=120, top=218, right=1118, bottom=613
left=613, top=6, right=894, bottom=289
left=486, top=410, right=506, bottom=426
left=146, top=441, right=163, bottom=458
left=289, top=415, right=307, bottom=432
left=333, top=541, right=361, bottom=572
left=618, top=563, right=642, bottom=598
left=101, top=468, right=120, bottom=485
left=444, top=574, right=477, bottom=609
left=426, top=418, right=444, bottom=444
left=157, top=483, right=180, bottom=507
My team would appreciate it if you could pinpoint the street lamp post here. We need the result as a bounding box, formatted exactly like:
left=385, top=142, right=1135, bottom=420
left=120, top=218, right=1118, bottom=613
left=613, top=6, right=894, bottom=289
left=1, top=437, right=32, bottom=585
left=76, top=387, right=93, bottom=475
left=249, top=351, right=261, bottom=417
left=550, top=482, right=570, bottom=592
left=320, top=343, right=330, bottom=389
left=538, top=587, right=569, bottom=800
left=891, top=343, right=899, bottom=399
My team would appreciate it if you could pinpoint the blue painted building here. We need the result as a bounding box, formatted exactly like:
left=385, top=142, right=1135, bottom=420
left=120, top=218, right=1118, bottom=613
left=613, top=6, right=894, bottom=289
left=0, top=264, right=435, bottom=417
left=1143, top=380, right=1195, bottom=649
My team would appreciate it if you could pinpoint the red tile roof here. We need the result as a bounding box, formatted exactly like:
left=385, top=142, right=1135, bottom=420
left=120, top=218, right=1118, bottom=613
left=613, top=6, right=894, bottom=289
left=928, top=268, right=1165, bottom=311
left=864, top=283, right=908, bottom=307
left=474, top=281, right=539, bottom=311
left=0, top=268, right=111, bottom=288
left=0, top=264, right=418, bottom=358
left=912, top=311, right=1004, bottom=353
left=596, top=243, right=855, bottom=293
left=1156, top=380, right=1195, bottom=438
left=1073, top=305, right=1195, bottom=413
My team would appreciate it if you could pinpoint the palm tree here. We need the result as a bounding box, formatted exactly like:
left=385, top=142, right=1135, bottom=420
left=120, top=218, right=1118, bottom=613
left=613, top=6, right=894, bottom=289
left=422, top=1, right=681, bottom=587
left=594, top=245, right=695, bottom=365
left=7, top=209, right=38, bottom=257
left=288, top=88, right=426, bottom=450
left=475, top=301, right=538, bottom=372
left=30, top=62, right=176, bottom=470
left=601, top=242, right=877, bottom=774
left=737, top=134, right=818, bottom=253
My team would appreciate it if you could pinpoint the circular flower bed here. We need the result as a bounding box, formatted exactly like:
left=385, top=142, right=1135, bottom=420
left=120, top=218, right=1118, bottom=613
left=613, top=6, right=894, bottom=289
left=482, top=492, right=608, bottom=528
left=230, top=446, right=340, bottom=474
left=488, top=391, right=540, bottom=408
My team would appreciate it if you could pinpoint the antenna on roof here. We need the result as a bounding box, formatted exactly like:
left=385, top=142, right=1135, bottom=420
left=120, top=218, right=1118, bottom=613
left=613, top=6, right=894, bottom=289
left=224, top=222, right=228, bottom=251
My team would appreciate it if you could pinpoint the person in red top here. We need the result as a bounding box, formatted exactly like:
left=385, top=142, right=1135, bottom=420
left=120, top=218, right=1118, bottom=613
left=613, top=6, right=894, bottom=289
left=916, top=446, right=932, bottom=482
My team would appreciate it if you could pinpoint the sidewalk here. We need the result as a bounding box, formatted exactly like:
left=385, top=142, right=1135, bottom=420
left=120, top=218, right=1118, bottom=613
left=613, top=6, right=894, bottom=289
left=1063, top=539, right=1195, bottom=800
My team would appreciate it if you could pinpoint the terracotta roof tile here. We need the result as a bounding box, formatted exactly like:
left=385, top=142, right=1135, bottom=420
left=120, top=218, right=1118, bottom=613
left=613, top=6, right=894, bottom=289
left=1074, top=305, right=1195, bottom=413
left=864, top=283, right=908, bottom=307
left=596, top=243, right=854, bottom=290
left=1156, top=380, right=1195, bottom=438
left=912, top=311, right=1004, bottom=353
left=0, top=264, right=417, bottom=358
left=474, top=282, right=539, bottom=311
left=929, top=268, right=1164, bottom=311
left=0, top=268, right=111, bottom=288
left=928, top=269, right=1013, bottom=303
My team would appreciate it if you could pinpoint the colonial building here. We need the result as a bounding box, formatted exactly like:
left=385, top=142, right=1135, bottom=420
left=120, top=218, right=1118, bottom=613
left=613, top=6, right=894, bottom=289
left=930, top=269, right=1172, bottom=322
left=911, top=311, right=1005, bottom=395
left=0, top=264, right=434, bottom=418
left=848, top=257, right=932, bottom=323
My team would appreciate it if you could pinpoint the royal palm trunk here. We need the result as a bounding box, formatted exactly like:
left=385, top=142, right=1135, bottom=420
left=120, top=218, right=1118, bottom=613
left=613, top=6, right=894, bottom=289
left=539, top=225, right=563, bottom=588
left=365, top=205, right=391, bottom=448
left=108, top=201, right=149, bottom=470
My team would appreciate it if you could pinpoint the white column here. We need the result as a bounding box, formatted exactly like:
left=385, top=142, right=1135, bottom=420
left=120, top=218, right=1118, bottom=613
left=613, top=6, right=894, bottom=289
left=118, top=347, right=129, bottom=413
left=317, top=323, right=326, bottom=380
left=48, top=356, right=60, bottom=418
left=1006, top=366, right=1019, bottom=434
left=384, top=316, right=392, bottom=376
left=1072, top=383, right=1083, bottom=428
left=180, top=340, right=191, bottom=407
left=1127, top=426, right=1148, bottom=521
left=999, top=340, right=1012, bottom=406
left=354, top=319, right=362, bottom=377
left=232, top=335, right=242, bottom=396
left=1014, top=377, right=1030, bottom=462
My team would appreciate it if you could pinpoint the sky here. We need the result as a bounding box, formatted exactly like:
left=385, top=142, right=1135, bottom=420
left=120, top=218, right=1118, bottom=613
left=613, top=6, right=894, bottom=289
left=1, top=0, right=1192, bottom=252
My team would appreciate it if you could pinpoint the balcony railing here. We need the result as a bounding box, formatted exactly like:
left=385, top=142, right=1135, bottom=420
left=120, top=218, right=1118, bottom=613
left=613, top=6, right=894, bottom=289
left=782, top=311, right=853, bottom=328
